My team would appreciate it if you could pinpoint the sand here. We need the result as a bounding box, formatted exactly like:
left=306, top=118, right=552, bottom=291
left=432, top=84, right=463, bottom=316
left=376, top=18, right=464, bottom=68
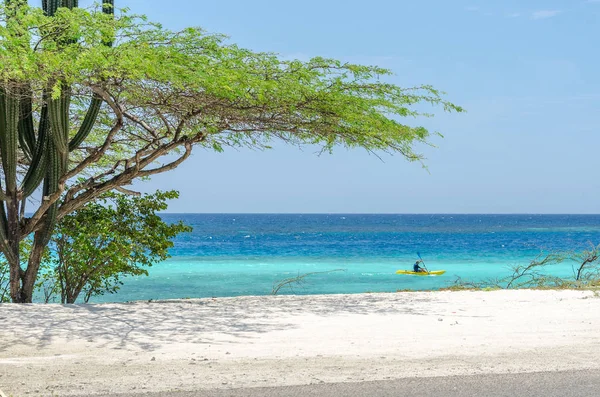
left=1, top=290, right=599, bottom=396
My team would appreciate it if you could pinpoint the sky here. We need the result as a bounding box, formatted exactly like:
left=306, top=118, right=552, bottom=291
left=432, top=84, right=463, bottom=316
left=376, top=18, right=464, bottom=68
left=90, top=0, right=600, bottom=213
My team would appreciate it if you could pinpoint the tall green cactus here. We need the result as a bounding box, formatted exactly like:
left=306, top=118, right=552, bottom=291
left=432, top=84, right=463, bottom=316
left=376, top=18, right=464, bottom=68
left=0, top=0, right=115, bottom=302
left=0, top=88, right=17, bottom=266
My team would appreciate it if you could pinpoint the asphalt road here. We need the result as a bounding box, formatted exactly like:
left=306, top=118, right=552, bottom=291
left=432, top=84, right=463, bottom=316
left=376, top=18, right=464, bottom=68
left=81, top=369, right=600, bottom=397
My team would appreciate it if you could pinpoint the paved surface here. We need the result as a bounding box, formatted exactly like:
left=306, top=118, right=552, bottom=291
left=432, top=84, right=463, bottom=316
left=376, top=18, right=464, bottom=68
left=80, top=369, right=600, bottom=397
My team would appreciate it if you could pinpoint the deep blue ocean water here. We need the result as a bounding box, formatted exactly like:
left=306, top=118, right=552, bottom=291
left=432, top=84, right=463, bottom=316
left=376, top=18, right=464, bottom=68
left=91, top=214, right=600, bottom=303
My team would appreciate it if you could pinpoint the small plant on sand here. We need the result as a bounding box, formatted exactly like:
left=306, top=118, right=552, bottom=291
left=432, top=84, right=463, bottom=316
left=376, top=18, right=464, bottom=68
left=271, top=269, right=346, bottom=295
left=43, top=190, right=191, bottom=303
left=448, top=244, right=600, bottom=291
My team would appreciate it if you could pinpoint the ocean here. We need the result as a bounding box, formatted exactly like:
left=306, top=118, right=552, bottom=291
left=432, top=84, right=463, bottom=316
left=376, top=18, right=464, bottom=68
left=91, top=214, right=600, bottom=303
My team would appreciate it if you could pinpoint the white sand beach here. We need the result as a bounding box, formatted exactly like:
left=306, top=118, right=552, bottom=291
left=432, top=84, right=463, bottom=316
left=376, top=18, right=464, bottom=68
left=1, top=290, right=600, bottom=396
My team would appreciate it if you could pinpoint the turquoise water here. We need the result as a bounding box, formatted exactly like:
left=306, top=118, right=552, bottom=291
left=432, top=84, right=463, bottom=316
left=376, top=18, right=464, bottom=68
left=90, top=214, right=600, bottom=303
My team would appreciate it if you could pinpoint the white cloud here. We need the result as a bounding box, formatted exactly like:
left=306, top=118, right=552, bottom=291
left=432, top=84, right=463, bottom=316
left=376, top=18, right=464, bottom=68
left=586, top=0, right=600, bottom=3
left=531, top=10, right=561, bottom=19
left=506, top=12, right=521, bottom=18
left=465, top=6, right=479, bottom=11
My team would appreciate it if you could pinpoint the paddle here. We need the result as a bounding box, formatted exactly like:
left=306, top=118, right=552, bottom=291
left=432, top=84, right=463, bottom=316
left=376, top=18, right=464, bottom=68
left=417, top=252, right=430, bottom=274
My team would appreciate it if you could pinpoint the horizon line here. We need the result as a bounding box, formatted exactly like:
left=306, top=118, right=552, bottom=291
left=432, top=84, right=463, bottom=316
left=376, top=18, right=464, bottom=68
left=159, top=212, right=600, bottom=216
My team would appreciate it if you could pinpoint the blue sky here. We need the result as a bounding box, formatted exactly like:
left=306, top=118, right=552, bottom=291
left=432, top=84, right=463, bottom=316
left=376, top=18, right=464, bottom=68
left=109, top=1, right=599, bottom=212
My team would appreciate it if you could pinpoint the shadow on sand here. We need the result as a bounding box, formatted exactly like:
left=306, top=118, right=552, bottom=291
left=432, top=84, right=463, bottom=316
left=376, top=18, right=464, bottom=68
left=0, top=293, right=484, bottom=353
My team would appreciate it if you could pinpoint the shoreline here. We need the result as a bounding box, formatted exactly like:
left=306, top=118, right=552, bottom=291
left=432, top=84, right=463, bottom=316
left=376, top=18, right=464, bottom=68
left=1, top=290, right=600, bottom=395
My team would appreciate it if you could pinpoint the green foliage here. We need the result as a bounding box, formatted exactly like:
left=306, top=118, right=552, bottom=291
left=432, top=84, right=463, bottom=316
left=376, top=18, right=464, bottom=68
left=0, top=3, right=462, bottom=159
left=0, top=1, right=462, bottom=302
left=48, top=190, right=191, bottom=303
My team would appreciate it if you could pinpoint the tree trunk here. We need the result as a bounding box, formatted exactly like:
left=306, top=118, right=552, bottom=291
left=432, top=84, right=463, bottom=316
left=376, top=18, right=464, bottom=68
left=66, top=281, right=86, bottom=304
left=8, top=257, right=23, bottom=302
left=18, top=230, right=47, bottom=303
left=7, top=194, right=23, bottom=303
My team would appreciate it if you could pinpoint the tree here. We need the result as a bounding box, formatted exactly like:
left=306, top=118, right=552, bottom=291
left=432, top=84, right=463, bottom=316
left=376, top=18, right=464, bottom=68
left=47, top=190, right=191, bottom=303
left=0, top=1, right=463, bottom=302
left=1, top=0, right=116, bottom=302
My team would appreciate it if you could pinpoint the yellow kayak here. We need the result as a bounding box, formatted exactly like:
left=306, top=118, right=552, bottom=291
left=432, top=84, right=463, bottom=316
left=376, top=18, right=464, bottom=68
left=396, top=270, right=446, bottom=276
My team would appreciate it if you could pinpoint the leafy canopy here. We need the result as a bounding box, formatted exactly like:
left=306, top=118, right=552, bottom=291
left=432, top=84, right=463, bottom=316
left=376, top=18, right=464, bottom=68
left=0, top=2, right=462, bottom=166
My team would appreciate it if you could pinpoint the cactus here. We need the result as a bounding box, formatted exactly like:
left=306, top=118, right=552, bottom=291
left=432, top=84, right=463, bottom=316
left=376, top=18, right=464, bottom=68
left=0, top=89, right=19, bottom=195
left=18, top=88, right=36, bottom=161
left=21, top=102, right=50, bottom=198
left=0, top=0, right=115, bottom=302
left=69, top=95, right=102, bottom=151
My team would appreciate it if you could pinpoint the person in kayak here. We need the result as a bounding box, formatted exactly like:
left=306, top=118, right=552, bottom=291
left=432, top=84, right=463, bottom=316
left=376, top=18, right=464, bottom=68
left=413, top=260, right=426, bottom=273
